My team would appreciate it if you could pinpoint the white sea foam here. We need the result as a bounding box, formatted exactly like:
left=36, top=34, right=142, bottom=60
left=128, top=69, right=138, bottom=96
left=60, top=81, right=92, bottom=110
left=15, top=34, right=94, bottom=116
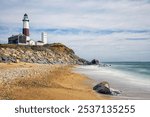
left=75, top=65, right=150, bottom=99
left=77, top=65, right=150, bottom=87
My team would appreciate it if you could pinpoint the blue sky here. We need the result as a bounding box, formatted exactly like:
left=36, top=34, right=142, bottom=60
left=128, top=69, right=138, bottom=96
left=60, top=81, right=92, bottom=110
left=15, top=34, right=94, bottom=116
left=0, top=0, right=150, bottom=61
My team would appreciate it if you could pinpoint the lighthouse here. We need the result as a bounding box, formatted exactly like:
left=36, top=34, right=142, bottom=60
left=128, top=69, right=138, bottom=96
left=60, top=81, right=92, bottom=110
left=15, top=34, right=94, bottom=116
left=22, top=13, right=30, bottom=41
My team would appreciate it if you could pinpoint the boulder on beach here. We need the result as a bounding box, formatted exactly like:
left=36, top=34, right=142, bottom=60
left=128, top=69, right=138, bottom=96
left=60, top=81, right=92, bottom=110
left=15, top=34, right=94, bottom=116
left=90, top=59, right=100, bottom=65
left=93, top=81, right=121, bottom=95
left=93, top=81, right=111, bottom=94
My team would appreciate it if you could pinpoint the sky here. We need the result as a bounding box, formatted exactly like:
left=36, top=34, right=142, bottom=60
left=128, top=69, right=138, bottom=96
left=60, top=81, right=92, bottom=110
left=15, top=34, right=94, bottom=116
left=0, top=0, right=150, bottom=62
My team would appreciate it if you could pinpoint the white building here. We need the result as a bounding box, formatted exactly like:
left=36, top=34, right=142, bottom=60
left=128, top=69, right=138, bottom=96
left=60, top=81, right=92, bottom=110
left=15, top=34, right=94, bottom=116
left=35, top=41, right=44, bottom=46
left=27, top=40, right=35, bottom=45
left=41, top=32, right=47, bottom=44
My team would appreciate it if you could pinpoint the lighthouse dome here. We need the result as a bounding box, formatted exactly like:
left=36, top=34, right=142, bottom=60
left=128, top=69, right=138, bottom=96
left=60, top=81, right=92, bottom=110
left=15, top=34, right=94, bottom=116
left=23, top=13, right=29, bottom=21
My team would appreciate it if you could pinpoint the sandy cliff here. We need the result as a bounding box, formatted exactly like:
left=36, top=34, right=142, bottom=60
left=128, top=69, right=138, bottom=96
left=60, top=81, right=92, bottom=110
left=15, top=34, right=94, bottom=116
left=0, top=43, right=88, bottom=65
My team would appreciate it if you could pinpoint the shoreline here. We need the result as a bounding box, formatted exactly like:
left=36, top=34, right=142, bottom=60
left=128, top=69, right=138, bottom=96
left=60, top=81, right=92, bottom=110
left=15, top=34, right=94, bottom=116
left=0, top=63, right=110, bottom=100
left=75, top=65, right=150, bottom=100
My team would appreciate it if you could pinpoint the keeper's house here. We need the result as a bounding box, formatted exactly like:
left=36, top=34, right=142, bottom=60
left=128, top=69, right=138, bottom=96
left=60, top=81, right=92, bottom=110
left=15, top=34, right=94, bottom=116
left=8, top=34, right=26, bottom=44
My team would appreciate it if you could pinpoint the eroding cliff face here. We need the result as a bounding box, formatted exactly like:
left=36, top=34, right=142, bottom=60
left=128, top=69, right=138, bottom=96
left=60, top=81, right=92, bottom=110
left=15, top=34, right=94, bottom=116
left=0, top=43, right=88, bottom=65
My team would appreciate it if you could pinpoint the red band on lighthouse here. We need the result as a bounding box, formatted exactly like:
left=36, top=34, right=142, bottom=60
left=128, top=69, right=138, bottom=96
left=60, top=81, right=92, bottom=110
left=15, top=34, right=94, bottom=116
left=23, top=28, right=29, bottom=36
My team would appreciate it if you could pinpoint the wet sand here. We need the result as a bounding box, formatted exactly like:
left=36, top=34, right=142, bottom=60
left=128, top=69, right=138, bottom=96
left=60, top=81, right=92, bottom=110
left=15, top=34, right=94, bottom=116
left=0, top=63, right=109, bottom=100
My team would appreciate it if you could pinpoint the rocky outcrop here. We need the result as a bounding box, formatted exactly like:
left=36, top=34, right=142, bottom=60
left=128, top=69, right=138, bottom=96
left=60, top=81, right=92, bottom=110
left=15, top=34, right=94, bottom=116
left=90, top=59, right=100, bottom=65
left=93, top=81, right=121, bottom=95
left=0, top=43, right=89, bottom=65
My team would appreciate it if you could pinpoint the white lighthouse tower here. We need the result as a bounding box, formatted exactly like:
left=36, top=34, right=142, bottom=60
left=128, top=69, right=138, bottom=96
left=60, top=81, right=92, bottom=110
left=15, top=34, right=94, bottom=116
left=22, top=13, right=30, bottom=41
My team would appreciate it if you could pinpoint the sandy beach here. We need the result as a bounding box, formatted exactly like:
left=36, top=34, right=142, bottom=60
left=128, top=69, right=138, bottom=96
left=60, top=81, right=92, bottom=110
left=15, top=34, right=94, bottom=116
left=0, top=63, right=109, bottom=100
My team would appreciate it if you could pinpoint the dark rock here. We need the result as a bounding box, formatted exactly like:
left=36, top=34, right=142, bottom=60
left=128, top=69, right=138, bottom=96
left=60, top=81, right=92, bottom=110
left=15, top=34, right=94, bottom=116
left=99, top=64, right=111, bottom=67
left=93, top=81, right=111, bottom=95
left=10, top=57, right=16, bottom=63
left=1, top=56, right=16, bottom=63
left=1, top=55, right=9, bottom=62
left=37, top=59, right=48, bottom=64
left=93, top=81, right=121, bottom=95
left=90, top=59, right=99, bottom=65
left=20, top=58, right=28, bottom=62
left=78, top=58, right=90, bottom=65
left=31, top=58, right=37, bottom=63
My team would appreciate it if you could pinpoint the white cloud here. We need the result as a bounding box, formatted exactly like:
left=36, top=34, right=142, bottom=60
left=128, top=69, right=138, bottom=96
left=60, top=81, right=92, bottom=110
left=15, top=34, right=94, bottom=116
left=0, top=0, right=150, bottom=61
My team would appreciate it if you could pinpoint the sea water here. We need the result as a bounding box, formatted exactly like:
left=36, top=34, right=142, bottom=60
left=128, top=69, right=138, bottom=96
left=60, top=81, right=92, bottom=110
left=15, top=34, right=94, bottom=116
left=104, top=62, right=150, bottom=86
left=75, top=62, right=150, bottom=99
left=105, top=62, right=150, bottom=78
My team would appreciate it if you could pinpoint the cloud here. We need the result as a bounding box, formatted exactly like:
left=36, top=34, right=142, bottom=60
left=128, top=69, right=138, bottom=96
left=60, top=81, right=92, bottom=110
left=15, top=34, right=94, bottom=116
left=126, top=38, right=150, bottom=41
left=0, top=0, right=150, bottom=61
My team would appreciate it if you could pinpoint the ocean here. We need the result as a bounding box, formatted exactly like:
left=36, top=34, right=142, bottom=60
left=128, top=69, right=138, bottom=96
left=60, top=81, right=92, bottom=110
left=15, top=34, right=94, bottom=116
left=104, top=62, right=150, bottom=86
left=75, top=62, right=150, bottom=99
left=105, top=62, right=150, bottom=77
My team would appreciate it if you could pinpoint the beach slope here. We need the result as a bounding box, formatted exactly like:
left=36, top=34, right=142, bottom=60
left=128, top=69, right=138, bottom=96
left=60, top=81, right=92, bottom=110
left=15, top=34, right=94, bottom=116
left=0, top=63, right=108, bottom=100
